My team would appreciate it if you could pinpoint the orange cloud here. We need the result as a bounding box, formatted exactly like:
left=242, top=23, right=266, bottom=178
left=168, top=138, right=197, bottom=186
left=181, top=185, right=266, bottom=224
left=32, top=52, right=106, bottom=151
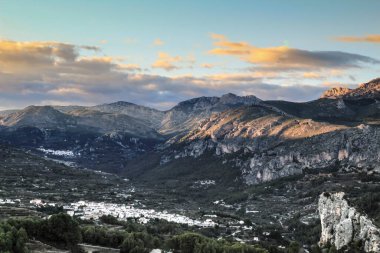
left=200, top=63, right=214, bottom=69
left=210, top=33, right=227, bottom=40
left=48, top=87, right=88, bottom=95
left=205, top=72, right=279, bottom=82
left=0, top=40, right=102, bottom=74
left=0, top=41, right=72, bottom=73
left=118, top=63, right=142, bottom=71
left=335, top=34, right=380, bottom=43
left=152, top=52, right=182, bottom=71
left=209, top=34, right=296, bottom=65
left=322, top=82, right=346, bottom=88
left=209, top=34, right=379, bottom=70
left=153, top=38, right=164, bottom=46
left=303, top=72, right=322, bottom=79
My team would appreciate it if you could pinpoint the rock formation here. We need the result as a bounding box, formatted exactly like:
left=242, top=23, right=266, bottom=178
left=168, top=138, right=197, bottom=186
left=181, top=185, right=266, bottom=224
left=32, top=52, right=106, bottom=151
left=319, top=192, right=380, bottom=252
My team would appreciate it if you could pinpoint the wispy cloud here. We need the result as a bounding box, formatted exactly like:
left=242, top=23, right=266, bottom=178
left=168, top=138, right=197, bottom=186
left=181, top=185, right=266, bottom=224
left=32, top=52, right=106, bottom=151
left=119, top=63, right=142, bottom=71
left=303, top=72, right=322, bottom=79
left=209, top=34, right=379, bottom=70
left=153, top=38, right=164, bottom=46
left=335, top=34, right=380, bottom=43
left=200, top=63, right=215, bottom=69
left=151, top=52, right=183, bottom=71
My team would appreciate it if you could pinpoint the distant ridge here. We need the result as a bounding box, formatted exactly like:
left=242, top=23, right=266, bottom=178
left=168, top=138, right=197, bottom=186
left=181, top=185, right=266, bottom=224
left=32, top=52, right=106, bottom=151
left=321, top=78, right=380, bottom=99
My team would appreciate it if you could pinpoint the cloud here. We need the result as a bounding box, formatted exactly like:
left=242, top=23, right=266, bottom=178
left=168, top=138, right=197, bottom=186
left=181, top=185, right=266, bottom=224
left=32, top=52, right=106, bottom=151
left=321, top=81, right=357, bottom=88
left=152, top=52, right=182, bottom=71
left=299, top=69, right=346, bottom=80
left=48, top=87, right=89, bottom=96
left=209, top=34, right=379, bottom=70
left=153, top=38, right=164, bottom=46
left=200, top=63, right=215, bottom=69
left=118, top=63, right=142, bottom=71
left=302, top=72, right=322, bottom=79
left=0, top=40, right=104, bottom=75
left=0, top=39, right=359, bottom=111
left=335, top=34, right=380, bottom=43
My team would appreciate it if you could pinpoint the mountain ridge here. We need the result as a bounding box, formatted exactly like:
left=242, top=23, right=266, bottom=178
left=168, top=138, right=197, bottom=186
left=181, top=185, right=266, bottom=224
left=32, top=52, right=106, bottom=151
left=0, top=78, right=379, bottom=182
left=321, top=78, right=380, bottom=99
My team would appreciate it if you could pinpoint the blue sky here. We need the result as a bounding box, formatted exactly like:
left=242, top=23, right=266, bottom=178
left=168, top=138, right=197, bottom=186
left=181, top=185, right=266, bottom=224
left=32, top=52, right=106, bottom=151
left=0, top=0, right=379, bottom=109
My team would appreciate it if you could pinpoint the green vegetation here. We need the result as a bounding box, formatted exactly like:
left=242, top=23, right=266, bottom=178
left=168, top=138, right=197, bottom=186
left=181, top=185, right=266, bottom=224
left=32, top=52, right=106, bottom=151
left=3, top=214, right=274, bottom=253
left=0, top=221, right=28, bottom=253
left=285, top=213, right=321, bottom=246
left=347, top=185, right=380, bottom=227
left=168, top=232, right=268, bottom=253
left=1, top=144, right=380, bottom=252
left=8, top=213, right=82, bottom=251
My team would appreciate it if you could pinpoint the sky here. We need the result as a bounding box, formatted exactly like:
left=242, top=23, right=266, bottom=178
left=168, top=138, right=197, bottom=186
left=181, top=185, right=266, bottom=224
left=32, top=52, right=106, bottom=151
left=0, top=0, right=379, bottom=110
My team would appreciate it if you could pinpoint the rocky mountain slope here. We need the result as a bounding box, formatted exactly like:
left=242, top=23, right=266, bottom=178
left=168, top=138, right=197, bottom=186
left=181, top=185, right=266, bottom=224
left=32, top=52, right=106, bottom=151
left=155, top=104, right=380, bottom=184
left=160, top=93, right=262, bottom=135
left=0, top=142, right=131, bottom=207
left=321, top=78, right=380, bottom=99
left=0, top=106, right=77, bottom=129
left=321, top=87, right=353, bottom=99
left=319, top=192, right=380, bottom=252
left=0, top=78, right=379, bottom=181
left=0, top=105, right=160, bottom=138
left=89, top=101, right=165, bottom=129
left=0, top=106, right=162, bottom=173
left=68, top=109, right=161, bottom=138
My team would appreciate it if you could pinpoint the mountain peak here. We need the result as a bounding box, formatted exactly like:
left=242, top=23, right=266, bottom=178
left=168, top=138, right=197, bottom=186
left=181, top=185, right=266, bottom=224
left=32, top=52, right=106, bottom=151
left=220, top=93, right=261, bottom=104
left=21, top=105, right=67, bottom=117
left=321, top=77, right=380, bottom=99
left=358, top=77, right=380, bottom=91
left=107, top=101, right=136, bottom=106
left=91, top=100, right=165, bottom=129
left=24, top=105, right=57, bottom=112
left=221, top=93, right=238, bottom=98
left=174, top=93, right=261, bottom=110
left=0, top=105, right=73, bottom=128
left=321, top=87, right=352, bottom=99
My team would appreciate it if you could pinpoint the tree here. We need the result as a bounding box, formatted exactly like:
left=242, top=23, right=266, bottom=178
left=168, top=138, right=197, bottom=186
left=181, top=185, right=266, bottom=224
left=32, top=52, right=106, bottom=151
left=310, top=244, right=321, bottom=253
left=0, top=222, right=29, bottom=253
left=14, top=228, right=28, bottom=253
left=44, top=213, right=82, bottom=248
left=328, top=245, right=337, bottom=253
left=287, top=241, right=300, bottom=253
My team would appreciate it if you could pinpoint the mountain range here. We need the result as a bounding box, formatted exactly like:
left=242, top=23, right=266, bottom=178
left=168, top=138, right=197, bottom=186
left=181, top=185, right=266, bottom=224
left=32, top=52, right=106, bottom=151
left=0, top=78, right=379, bottom=182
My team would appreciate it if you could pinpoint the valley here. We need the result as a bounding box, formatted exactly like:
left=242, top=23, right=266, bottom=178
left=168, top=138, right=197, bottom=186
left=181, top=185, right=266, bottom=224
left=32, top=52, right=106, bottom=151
left=0, top=78, right=379, bottom=252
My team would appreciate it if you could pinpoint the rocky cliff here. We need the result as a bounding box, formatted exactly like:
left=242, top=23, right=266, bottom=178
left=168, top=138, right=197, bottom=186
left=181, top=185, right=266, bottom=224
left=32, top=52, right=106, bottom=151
left=163, top=104, right=380, bottom=184
left=319, top=192, right=380, bottom=252
left=321, top=78, right=380, bottom=100
left=321, top=87, right=352, bottom=99
left=159, top=93, right=262, bottom=135
left=90, top=101, right=165, bottom=129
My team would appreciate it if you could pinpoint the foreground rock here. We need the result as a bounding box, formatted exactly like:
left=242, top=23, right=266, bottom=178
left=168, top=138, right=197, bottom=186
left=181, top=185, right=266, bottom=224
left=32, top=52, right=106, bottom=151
left=319, top=192, right=380, bottom=252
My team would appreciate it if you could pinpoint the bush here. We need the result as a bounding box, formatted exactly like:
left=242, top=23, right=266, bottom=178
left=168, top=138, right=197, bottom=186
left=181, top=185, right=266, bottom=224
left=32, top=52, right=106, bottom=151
left=168, top=232, right=268, bottom=253
left=8, top=213, right=82, bottom=250
left=0, top=222, right=28, bottom=253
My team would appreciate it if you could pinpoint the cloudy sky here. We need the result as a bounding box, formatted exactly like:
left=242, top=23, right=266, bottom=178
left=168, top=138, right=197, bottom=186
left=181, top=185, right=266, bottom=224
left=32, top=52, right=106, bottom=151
left=0, top=0, right=379, bottom=110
